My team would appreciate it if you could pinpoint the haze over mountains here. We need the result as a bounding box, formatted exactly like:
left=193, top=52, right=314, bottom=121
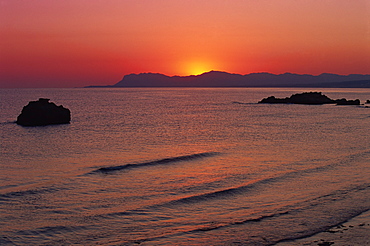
left=89, top=71, right=370, bottom=88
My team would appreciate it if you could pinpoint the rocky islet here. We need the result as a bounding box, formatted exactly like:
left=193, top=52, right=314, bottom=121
left=16, top=98, right=71, bottom=126
left=258, top=92, right=361, bottom=105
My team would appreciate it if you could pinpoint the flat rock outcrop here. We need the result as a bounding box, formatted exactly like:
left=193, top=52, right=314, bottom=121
left=258, top=92, right=334, bottom=104
left=334, top=98, right=360, bottom=105
left=258, top=92, right=360, bottom=105
left=16, top=98, right=71, bottom=126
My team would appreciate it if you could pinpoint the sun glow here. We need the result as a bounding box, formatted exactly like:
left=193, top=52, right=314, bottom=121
left=1, top=1, right=369, bottom=88
left=185, top=61, right=213, bottom=76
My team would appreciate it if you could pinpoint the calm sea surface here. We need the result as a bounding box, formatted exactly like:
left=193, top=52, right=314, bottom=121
left=1, top=88, right=369, bottom=245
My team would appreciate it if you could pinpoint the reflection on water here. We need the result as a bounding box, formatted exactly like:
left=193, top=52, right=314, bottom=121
left=0, top=88, right=369, bottom=245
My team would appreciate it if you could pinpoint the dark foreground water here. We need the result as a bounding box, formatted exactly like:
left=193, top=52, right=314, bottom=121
left=1, top=88, right=369, bottom=245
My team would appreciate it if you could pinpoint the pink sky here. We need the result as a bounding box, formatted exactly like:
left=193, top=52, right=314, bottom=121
left=1, top=0, right=369, bottom=88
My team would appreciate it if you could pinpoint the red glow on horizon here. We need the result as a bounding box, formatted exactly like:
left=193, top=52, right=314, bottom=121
left=0, top=0, right=369, bottom=88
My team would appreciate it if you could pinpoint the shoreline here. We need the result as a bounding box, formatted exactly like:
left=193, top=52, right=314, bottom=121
left=275, top=209, right=370, bottom=246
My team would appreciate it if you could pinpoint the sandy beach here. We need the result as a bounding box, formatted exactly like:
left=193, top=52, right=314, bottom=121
left=275, top=210, right=370, bottom=246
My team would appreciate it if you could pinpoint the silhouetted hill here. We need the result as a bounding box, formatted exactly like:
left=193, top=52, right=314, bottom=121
left=88, top=71, right=370, bottom=88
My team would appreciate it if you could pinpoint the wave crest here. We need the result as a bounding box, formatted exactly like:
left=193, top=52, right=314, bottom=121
left=91, top=152, right=219, bottom=173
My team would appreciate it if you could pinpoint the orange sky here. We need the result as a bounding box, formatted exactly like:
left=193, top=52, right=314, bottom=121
left=1, top=0, right=369, bottom=88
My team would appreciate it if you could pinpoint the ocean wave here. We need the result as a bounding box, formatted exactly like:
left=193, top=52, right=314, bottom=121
left=0, top=186, right=64, bottom=201
left=5, top=225, right=88, bottom=245
left=150, top=167, right=330, bottom=207
left=232, top=101, right=255, bottom=105
left=121, top=183, right=370, bottom=245
left=103, top=165, right=337, bottom=218
left=90, top=152, right=220, bottom=174
left=112, top=151, right=370, bottom=210
left=120, top=211, right=292, bottom=245
left=0, top=121, right=16, bottom=125
left=190, top=211, right=291, bottom=233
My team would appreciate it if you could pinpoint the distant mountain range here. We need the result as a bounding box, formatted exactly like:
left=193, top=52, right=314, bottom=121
left=87, top=71, right=370, bottom=88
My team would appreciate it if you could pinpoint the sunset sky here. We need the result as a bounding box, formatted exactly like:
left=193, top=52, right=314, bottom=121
left=1, top=0, right=369, bottom=88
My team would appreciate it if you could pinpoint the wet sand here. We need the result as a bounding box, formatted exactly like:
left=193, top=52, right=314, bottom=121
left=275, top=210, right=370, bottom=246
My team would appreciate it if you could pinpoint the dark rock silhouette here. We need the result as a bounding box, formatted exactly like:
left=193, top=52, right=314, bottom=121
left=258, top=92, right=335, bottom=104
left=366, top=100, right=370, bottom=104
left=334, top=98, right=360, bottom=105
left=16, top=98, right=71, bottom=126
left=258, top=92, right=361, bottom=105
left=87, top=71, right=370, bottom=88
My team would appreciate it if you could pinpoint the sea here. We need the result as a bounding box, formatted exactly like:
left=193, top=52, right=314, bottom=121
left=0, top=88, right=369, bottom=245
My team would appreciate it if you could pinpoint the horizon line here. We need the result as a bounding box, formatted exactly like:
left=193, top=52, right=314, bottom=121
left=123, top=70, right=370, bottom=78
